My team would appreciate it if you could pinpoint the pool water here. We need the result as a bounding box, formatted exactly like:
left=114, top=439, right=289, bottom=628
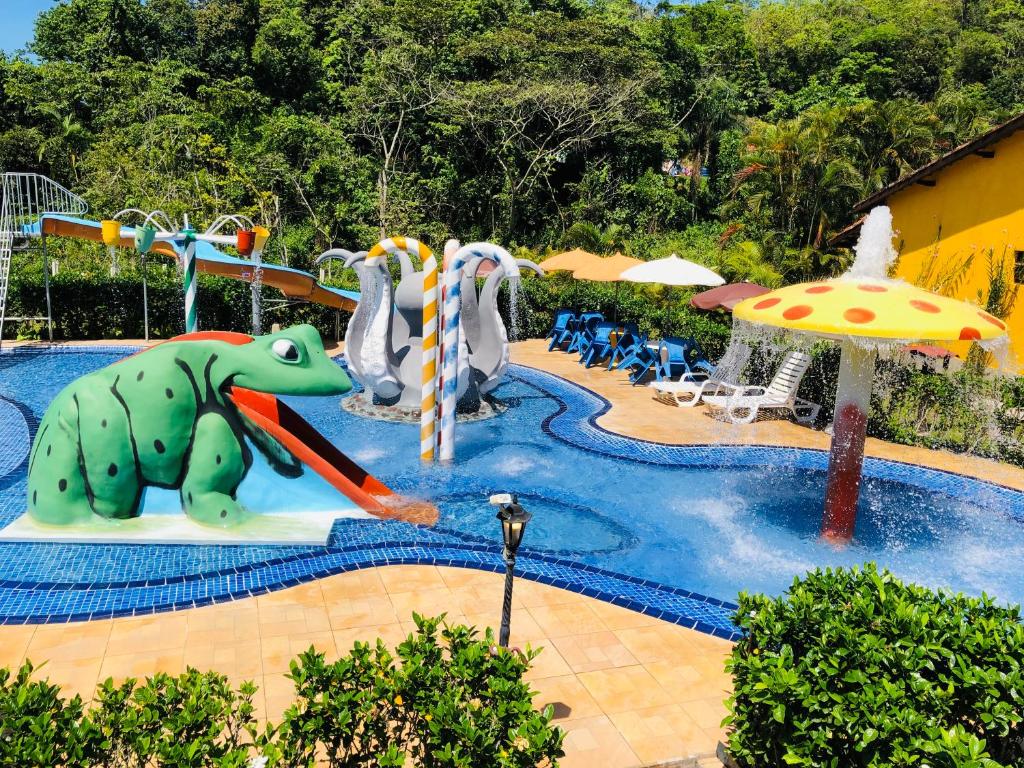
left=2, top=347, right=1023, bottom=608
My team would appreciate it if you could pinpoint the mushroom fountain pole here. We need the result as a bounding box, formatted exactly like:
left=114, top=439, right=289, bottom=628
left=820, top=341, right=876, bottom=542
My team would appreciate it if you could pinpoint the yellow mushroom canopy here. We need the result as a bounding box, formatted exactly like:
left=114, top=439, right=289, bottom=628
left=732, top=277, right=1007, bottom=342
left=537, top=248, right=601, bottom=273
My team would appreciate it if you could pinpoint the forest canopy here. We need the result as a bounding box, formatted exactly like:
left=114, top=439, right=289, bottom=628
left=2, top=0, right=1022, bottom=281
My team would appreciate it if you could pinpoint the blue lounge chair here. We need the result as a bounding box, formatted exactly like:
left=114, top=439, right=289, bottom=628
left=626, top=343, right=659, bottom=384
left=607, top=323, right=641, bottom=370
left=654, top=337, right=710, bottom=381
left=546, top=309, right=577, bottom=351
left=566, top=312, right=604, bottom=354
left=580, top=321, right=618, bottom=367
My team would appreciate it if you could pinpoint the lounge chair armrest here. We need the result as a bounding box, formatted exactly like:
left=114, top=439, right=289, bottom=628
left=680, top=372, right=710, bottom=383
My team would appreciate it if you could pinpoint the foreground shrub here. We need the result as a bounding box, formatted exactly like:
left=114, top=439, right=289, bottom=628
left=725, top=564, right=1024, bottom=767
left=263, top=613, right=563, bottom=767
left=0, top=616, right=562, bottom=767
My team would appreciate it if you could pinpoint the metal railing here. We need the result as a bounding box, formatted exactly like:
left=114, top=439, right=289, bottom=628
left=0, top=173, right=88, bottom=348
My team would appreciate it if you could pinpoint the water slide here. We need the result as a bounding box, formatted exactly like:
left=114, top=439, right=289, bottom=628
left=25, top=214, right=361, bottom=312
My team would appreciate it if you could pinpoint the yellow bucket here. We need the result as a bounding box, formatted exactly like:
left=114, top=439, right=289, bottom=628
left=100, top=219, right=122, bottom=247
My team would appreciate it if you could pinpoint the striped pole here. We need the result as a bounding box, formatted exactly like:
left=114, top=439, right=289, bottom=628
left=182, top=229, right=198, bottom=333
left=367, top=237, right=438, bottom=462
left=437, top=242, right=519, bottom=461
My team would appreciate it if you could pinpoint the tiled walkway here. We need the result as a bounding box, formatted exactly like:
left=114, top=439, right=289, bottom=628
left=0, top=565, right=732, bottom=768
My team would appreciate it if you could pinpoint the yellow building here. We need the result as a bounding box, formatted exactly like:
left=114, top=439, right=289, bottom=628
left=850, top=113, right=1024, bottom=370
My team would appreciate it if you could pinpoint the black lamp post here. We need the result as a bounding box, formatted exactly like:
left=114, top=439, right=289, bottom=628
left=491, top=493, right=531, bottom=648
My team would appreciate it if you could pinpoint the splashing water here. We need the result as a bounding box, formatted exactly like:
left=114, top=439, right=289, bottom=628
left=507, top=277, right=522, bottom=342
left=251, top=261, right=264, bottom=336
left=847, top=205, right=898, bottom=280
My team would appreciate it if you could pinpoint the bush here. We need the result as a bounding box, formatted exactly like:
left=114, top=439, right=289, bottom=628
left=725, top=565, right=1024, bottom=767
left=0, top=662, right=258, bottom=767
left=0, top=616, right=563, bottom=768
left=263, top=613, right=563, bottom=767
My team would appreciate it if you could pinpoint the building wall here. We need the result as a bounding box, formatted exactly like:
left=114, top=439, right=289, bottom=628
left=886, top=129, right=1024, bottom=370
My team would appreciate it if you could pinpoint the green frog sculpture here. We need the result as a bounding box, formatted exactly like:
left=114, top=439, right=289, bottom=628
left=26, top=325, right=353, bottom=527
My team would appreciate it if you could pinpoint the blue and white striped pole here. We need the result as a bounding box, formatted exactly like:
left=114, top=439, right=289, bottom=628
left=182, top=228, right=198, bottom=333
left=437, top=242, right=519, bottom=461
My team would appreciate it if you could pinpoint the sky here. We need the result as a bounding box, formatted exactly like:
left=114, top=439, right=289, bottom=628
left=2, top=0, right=54, bottom=54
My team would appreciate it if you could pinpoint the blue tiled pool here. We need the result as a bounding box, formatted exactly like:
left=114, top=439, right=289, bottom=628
left=2, top=346, right=1023, bottom=636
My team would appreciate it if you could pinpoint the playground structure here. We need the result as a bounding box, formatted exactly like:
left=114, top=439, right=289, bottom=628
left=327, top=237, right=541, bottom=461
left=0, top=173, right=360, bottom=348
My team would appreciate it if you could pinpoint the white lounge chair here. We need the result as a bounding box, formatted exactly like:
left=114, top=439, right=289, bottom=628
left=650, top=342, right=752, bottom=407
left=702, top=350, right=820, bottom=425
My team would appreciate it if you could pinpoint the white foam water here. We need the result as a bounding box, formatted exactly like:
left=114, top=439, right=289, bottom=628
left=847, top=205, right=898, bottom=280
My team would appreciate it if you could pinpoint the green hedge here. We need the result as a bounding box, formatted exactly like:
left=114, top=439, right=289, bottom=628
left=0, top=615, right=563, bottom=767
left=725, top=565, right=1024, bottom=767
left=6, top=271, right=348, bottom=342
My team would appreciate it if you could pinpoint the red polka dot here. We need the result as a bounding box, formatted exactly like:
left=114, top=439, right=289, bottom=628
left=959, top=327, right=981, bottom=341
left=844, top=308, right=876, bottom=324
left=910, top=300, right=940, bottom=313
left=754, top=298, right=781, bottom=310
left=858, top=284, right=888, bottom=292
left=782, top=305, right=814, bottom=320
left=805, top=285, right=833, bottom=294
left=978, top=311, right=1005, bottom=330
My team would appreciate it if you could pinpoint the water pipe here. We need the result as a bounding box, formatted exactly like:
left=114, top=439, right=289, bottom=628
left=821, top=341, right=877, bottom=542
left=366, top=237, right=439, bottom=462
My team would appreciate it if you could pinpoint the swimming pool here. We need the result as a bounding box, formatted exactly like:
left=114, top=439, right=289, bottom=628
left=2, top=346, right=1023, bottom=634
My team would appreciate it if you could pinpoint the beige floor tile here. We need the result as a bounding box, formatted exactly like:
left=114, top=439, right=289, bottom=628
left=589, top=601, right=666, bottom=631
left=377, top=564, right=447, bottom=594
left=682, top=697, right=730, bottom=731
left=522, top=640, right=574, bottom=681
left=614, top=624, right=701, bottom=664
left=332, top=622, right=409, bottom=654
left=0, top=625, right=37, bottom=668
left=551, top=631, right=639, bottom=674
left=388, top=586, right=457, bottom=619
left=528, top=603, right=608, bottom=638
left=319, top=569, right=389, bottom=600
left=646, top=660, right=731, bottom=703
left=99, top=650, right=185, bottom=684
left=577, top=665, right=673, bottom=714
left=609, top=704, right=711, bottom=764
left=107, top=613, right=188, bottom=656
left=257, top=581, right=323, bottom=607
left=531, top=673, right=605, bottom=722
left=261, top=631, right=336, bottom=675
left=437, top=566, right=503, bottom=590
left=326, top=594, right=399, bottom=630
left=515, top=579, right=582, bottom=608
left=23, top=622, right=112, bottom=663
left=556, top=715, right=640, bottom=768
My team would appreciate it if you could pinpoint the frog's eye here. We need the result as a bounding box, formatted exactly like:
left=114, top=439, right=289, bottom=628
left=272, top=339, right=301, bottom=363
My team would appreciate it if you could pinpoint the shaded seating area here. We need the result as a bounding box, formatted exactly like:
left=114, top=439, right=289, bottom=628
left=541, top=308, right=822, bottom=426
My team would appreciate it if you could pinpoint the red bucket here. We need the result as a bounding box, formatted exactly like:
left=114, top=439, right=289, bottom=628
left=237, top=229, right=256, bottom=256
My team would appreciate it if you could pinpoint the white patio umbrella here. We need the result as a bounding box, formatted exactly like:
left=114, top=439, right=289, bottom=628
left=619, top=253, right=725, bottom=287
left=620, top=253, right=724, bottom=331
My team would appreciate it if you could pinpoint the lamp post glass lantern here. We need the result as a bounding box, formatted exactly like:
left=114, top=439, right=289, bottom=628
left=490, top=493, right=531, bottom=648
